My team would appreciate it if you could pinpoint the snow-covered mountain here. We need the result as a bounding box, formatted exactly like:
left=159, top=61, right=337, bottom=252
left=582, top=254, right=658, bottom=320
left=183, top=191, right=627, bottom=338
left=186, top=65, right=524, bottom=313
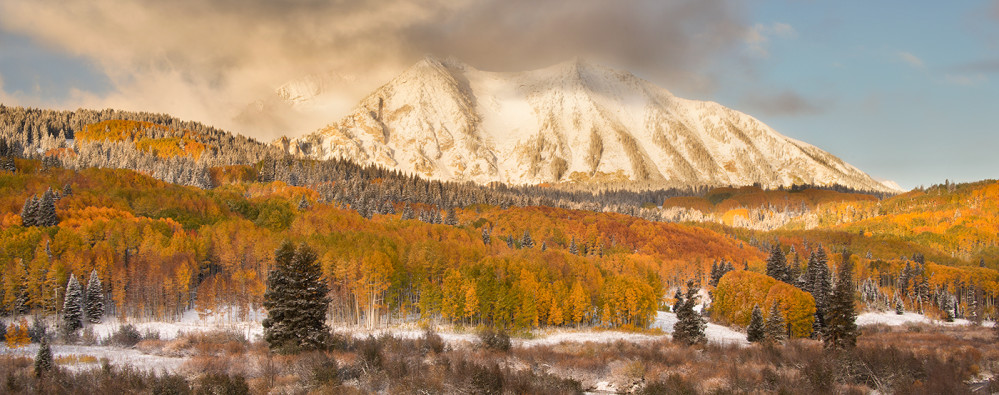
left=279, top=57, right=899, bottom=192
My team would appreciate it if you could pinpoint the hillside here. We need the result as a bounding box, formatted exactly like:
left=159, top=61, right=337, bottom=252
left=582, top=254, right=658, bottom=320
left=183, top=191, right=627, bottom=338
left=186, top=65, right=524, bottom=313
left=283, top=57, right=897, bottom=192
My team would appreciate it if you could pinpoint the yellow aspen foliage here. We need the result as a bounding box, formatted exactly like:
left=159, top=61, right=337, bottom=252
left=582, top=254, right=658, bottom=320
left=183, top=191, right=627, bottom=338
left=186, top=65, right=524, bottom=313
left=763, top=282, right=816, bottom=338
left=569, top=281, right=589, bottom=326
left=711, top=270, right=777, bottom=327
left=6, top=319, right=30, bottom=348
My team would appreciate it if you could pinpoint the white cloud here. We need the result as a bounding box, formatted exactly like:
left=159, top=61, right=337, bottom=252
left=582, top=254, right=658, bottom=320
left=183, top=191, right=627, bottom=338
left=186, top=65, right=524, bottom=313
left=744, top=22, right=797, bottom=57
left=896, top=51, right=924, bottom=69
left=945, top=73, right=988, bottom=86
left=0, top=0, right=749, bottom=140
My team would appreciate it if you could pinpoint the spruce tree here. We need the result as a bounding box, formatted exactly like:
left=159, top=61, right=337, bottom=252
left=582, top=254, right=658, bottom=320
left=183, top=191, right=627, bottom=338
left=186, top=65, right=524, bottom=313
left=34, top=336, right=53, bottom=378
left=765, top=302, right=787, bottom=343
left=823, top=250, right=858, bottom=349
left=62, top=183, right=72, bottom=197
left=63, top=274, right=84, bottom=335
left=444, top=207, right=457, bottom=225
left=263, top=242, right=331, bottom=353
left=673, top=281, right=706, bottom=346
left=20, top=196, right=38, bottom=227
left=401, top=204, right=414, bottom=220
left=766, top=244, right=789, bottom=283
left=672, top=288, right=683, bottom=313
left=39, top=189, right=58, bottom=226
left=806, top=247, right=832, bottom=337
left=85, top=270, right=105, bottom=323
left=481, top=227, right=491, bottom=245
left=569, top=237, right=578, bottom=255
left=521, top=230, right=534, bottom=248
left=894, top=296, right=904, bottom=315
left=746, top=304, right=765, bottom=343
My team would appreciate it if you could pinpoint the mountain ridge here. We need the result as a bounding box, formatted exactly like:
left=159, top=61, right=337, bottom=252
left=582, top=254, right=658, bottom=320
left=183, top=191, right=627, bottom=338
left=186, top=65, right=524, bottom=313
left=278, top=57, right=899, bottom=192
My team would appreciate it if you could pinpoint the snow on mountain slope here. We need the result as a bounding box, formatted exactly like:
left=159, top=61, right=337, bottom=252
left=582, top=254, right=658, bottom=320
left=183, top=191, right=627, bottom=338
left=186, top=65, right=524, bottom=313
left=281, top=57, right=898, bottom=192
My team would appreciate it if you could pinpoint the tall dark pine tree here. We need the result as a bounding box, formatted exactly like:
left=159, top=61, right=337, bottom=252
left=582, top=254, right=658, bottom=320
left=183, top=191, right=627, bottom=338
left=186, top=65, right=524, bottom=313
left=766, top=244, right=790, bottom=283
left=673, top=281, right=706, bottom=346
left=481, top=227, right=491, bottom=245
left=85, top=270, right=105, bottom=323
left=521, top=230, right=534, bottom=248
left=38, top=188, right=58, bottom=226
left=401, top=204, right=415, bottom=220
left=263, top=242, right=331, bottom=353
left=823, top=250, right=858, bottom=349
left=747, top=304, right=765, bottom=343
left=62, top=274, right=84, bottom=335
left=34, top=336, right=53, bottom=378
left=805, top=247, right=832, bottom=337
left=569, top=237, right=578, bottom=255
left=765, top=302, right=787, bottom=343
left=20, top=196, right=38, bottom=227
left=444, top=207, right=457, bottom=226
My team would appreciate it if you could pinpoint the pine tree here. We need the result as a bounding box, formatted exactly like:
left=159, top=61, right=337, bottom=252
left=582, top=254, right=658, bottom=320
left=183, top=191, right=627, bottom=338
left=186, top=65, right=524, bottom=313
left=38, top=189, right=58, bottom=226
left=297, top=197, right=309, bottom=211
left=481, top=227, right=491, bottom=245
left=709, top=261, right=720, bottom=287
left=673, top=281, right=706, bottom=346
left=569, top=237, right=578, bottom=255
left=823, top=250, right=858, bottom=349
left=766, top=244, right=789, bottom=283
left=805, top=247, right=832, bottom=337
left=444, top=207, right=457, bottom=226
left=85, top=270, right=105, bottom=323
left=62, top=274, right=84, bottom=335
left=765, top=301, right=787, bottom=343
left=894, top=296, right=904, bottom=315
left=672, top=288, right=684, bottom=313
left=34, top=336, right=53, bottom=378
left=401, top=204, right=414, bottom=220
left=521, top=230, right=534, bottom=248
left=62, top=183, right=72, bottom=197
left=263, top=242, right=331, bottom=353
left=746, top=304, right=765, bottom=343
left=20, top=196, right=38, bottom=227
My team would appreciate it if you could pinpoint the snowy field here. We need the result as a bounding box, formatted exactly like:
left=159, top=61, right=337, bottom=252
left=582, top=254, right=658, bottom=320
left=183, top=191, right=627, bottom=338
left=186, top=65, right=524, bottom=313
left=856, top=311, right=992, bottom=327
left=4, top=308, right=989, bottom=375
left=0, top=343, right=187, bottom=373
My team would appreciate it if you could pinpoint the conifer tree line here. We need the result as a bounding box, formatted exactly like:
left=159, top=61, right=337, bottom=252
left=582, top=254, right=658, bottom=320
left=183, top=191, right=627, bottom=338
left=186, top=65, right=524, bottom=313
left=19, top=187, right=63, bottom=227
left=2, top=105, right=889, bottom=224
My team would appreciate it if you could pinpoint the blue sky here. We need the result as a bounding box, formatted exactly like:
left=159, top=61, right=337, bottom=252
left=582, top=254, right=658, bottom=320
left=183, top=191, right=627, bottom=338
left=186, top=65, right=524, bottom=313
left=0, top=0, right=996, bottom=189
left=704, top=1, right=999, bottom=189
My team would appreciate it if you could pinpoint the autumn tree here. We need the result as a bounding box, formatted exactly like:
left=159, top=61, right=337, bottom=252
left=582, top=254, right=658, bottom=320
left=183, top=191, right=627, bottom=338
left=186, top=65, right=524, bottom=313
left=746, top=304, right=764, bottom=343
left=263, top=242, right=331, bottom=353
left=823, top=250, right=858, bottom=349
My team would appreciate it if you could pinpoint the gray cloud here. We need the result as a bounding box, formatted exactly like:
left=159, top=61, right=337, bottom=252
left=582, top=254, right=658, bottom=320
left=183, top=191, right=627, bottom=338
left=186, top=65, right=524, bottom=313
left=740, top=90, right=826, bottom=117
left=953, top=59, right=999, bottom=73
left=0, top=0, right=749, bottom=140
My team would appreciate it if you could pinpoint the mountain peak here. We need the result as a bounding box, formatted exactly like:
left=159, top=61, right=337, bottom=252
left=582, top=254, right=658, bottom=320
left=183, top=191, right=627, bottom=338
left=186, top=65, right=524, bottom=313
left=280, top=58, right=894, bottom=192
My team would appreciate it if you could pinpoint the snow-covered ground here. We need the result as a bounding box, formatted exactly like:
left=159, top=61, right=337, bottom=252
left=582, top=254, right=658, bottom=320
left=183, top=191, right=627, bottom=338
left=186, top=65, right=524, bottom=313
left=652, top=311, right=749, bottom=346
left=856, top=311, right=991, bottom=327
left=89, top=308, right=266, bottom=342
left=0, top=344, right=186, bottom=373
